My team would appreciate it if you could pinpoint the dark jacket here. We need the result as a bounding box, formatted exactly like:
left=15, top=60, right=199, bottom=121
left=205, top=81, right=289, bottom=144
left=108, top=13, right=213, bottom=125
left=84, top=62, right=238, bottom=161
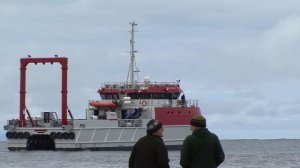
left=180, top=128, right=225, bottom=168
left=129, top=134, right=170, bottom=168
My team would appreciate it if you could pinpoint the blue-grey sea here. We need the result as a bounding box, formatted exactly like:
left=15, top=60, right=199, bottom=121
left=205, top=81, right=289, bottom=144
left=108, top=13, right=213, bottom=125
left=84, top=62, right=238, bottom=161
left=0, top=139, right=300, bottom=168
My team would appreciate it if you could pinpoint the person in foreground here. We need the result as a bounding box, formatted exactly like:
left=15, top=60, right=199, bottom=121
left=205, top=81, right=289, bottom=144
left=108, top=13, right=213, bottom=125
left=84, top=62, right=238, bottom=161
left=129, top=119, right=170, bottom=168
left=180, top=115, right=225, bottom=168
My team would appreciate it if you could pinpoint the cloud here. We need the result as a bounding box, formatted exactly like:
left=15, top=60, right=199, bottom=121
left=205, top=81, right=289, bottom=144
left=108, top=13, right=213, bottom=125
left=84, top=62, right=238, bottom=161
left=1, top=0, right=300, bottom=139
left=261, top=15, right=300, bottom=75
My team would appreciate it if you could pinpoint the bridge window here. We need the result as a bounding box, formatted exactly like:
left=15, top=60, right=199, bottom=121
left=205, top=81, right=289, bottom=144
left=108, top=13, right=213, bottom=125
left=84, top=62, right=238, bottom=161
left=100, top=93, right=119, bottom=100
left=127, top=93, right=173, bottom=99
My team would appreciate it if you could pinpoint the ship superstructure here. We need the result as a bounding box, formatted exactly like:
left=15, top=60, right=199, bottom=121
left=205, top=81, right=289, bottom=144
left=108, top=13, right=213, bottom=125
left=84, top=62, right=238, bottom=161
left=4, top=22, right=201, bottom=151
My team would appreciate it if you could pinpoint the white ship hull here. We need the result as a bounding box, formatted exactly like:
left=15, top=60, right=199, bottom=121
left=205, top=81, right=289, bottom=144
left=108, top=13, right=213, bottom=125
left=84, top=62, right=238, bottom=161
left=6, top=124, right=191, bottom=151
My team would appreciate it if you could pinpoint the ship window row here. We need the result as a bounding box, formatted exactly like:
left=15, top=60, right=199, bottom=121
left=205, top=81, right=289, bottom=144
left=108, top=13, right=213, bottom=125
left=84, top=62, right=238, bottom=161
left=128, top=93, right=180, bottom=99
left=100, top=93, right=119, bottom=100
left=100, top=93, right=180, bottom=100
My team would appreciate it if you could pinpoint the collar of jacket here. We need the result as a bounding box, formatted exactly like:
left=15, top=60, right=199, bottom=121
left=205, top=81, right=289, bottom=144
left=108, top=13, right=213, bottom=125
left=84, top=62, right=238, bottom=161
left=147, top=134, right=163, bottom=140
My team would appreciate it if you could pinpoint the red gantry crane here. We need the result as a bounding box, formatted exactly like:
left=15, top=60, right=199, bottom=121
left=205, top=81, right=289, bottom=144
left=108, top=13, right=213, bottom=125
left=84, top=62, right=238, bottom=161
left=19, top=56, right=69, bottom=127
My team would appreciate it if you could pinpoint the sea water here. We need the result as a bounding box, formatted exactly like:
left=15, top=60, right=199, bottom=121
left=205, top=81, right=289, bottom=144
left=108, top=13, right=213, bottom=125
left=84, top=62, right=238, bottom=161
left=0, top=139, right=300, bottom=168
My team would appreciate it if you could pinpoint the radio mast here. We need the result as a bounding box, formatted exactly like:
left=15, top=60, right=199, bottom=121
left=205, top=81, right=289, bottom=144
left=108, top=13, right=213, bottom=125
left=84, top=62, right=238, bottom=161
left=127, top=21, right=140, bottom=85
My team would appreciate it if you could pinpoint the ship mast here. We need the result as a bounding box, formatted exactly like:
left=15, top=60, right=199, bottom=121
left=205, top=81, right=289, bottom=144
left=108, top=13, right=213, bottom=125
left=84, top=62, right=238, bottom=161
left=127, top=21, right=140, bottom=85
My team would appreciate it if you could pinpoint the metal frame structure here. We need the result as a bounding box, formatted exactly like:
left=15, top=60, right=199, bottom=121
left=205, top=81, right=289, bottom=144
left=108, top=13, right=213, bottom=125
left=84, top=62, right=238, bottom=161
left=19, top=57, right=68, bottom=127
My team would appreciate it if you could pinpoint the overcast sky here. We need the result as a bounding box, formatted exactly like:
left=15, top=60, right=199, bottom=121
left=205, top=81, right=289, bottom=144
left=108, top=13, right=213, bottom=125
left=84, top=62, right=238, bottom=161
left=1, top=0, right=300, bottom=140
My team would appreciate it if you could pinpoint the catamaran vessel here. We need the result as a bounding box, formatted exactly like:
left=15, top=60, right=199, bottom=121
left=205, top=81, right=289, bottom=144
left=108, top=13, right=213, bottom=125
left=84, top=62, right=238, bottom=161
left=4, top=22, right=201, bottom=151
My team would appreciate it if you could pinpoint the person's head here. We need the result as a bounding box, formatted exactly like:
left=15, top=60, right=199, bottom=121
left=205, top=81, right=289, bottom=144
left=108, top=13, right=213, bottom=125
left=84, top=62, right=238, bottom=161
left=190, top=115, right=206, bottom=131
left=147, top=119, right=164, bottom=137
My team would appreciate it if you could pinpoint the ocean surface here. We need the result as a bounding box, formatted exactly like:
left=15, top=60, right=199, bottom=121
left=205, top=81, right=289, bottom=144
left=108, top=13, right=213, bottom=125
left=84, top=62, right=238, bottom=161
left=0, top=139, right=300, bottom=168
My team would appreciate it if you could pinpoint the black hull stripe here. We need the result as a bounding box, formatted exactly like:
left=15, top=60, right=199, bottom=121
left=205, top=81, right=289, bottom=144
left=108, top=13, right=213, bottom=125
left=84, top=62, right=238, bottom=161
left=8, top=145, right=181, bottom=151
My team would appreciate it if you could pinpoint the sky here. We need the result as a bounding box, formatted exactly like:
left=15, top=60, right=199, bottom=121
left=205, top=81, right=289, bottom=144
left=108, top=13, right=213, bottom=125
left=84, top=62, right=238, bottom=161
left=1, top=0, right=300, bottom=140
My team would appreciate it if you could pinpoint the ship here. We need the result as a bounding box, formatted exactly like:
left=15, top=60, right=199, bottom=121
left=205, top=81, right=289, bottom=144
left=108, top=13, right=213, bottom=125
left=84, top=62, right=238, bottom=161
left=4, top=22, right=201, bottom=151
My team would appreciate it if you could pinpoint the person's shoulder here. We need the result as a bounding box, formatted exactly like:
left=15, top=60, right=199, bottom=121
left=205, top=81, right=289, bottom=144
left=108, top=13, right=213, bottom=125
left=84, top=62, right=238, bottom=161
left=208, top=131, right=221, bottom=140
left=184, top=134, right=194, bottom=142
left=134, top=135, right=154, bottom=147
left=136, top=135, right=149, bottom=143
left=143, top=135, right=166, bottom=148
left=143, top=134, right=162, bottom=142
left=151, top=135, right=164, bottom=142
